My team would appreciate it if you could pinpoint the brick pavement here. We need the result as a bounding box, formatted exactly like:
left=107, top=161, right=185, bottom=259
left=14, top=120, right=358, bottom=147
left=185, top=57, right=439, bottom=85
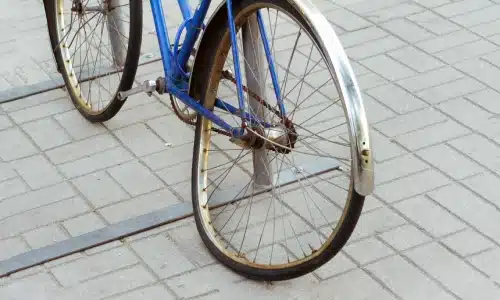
left=2, top=0, right=500, bottom=299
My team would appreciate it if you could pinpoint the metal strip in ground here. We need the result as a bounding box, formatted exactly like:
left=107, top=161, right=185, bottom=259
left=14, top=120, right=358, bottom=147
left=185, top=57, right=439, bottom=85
left=0, top=57, right=162, bottom=105
left=0, top=159, right=339, bottom=278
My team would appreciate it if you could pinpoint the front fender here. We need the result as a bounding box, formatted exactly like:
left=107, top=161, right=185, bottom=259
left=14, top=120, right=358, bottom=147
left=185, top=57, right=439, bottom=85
left=190, top=0, right=374, bottom=196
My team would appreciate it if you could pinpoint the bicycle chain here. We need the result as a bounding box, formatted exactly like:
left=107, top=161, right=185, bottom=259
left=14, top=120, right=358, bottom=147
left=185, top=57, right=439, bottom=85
left=170, top=69, right=288, bottom=138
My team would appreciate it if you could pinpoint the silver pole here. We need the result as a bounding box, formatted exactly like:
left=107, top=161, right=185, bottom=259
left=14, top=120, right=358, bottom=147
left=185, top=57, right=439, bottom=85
left=106, top=0, right=128, bottom=67
left=242, top=14, right=273, bottom=187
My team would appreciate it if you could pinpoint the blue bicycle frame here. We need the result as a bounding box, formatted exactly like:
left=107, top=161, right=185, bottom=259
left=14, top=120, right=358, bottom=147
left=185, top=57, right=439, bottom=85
left=149, top=0, right=283, bottom=137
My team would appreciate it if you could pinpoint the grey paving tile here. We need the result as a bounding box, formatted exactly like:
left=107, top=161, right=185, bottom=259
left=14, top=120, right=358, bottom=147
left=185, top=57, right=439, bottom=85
left=0, top=236, right=29, bottom=261
left=397, top=66, right=464, bottom=93
left=378, top=224, right=431, bottom=251
left=168, top=223, right=216, bottom=267
left=11, top=154, right=63, bottom=189
left=9, top=98, right=74, bottom=124
left=416, top=29, right=480, bottom=53
left=140, top=142, right=193, bottom=171
left=462, top=173, right=500, bottom=208
left=103, top=102, right=169, bottom=130
left=350, top=207, right=406, bottom=241
left=345, top=237, right=395, bottom=265
left=434, top=0, right=494, bottom=18
left=406, top=242, right=500, bottom=300
left=470, top=19, right=500, bottom=37
left=416, top=144, right=484, bottom=180
left=339, top=26, right=388, bottom=48
left=72, top=171, right=128, bottom=209
left=466, top=88, right=500, bottom=114
left=449, top=134, right=500, bottom=175
left=381, top=18, right=435, bottom=43
left=63, top=213, right=107, bottom=237
left=0, top=127, right=38, bottom=161
left=366, top=83, right=427, bottom=114
left=0, top=162, right=16, bottom=182
left=0, top=273, right=60, bottom=300
left=373, top=154, right=429, bottom=185
left=324, top=8, right=371, bottom=31
left=98, top=188, right=180, bottom=224
left=443, top=228, right=494, bottom=257
left=407, top=10, right=460, bottom=35
left=22, top=224, right=68, bottom=249
left=146, top=114, right=194, bottom=146
left=107, top=284, right=176, bottom=300
left=433, top=40, right=498, bottom=64
left=114, top=123, right=167, bottom=157
left=53, top=110, right=107, bottom=140
left=370, top=130, right=408, bottom=162
left=360, top=54, right=417, bottom=81
left=0, top=114, right=12, bottom=131
left=416, top=76, right=485, bottom=104
left=366, top=255, right=456, bottom=300
left=50, top=247, right=139, bottom=287
left=428, top=184, right=500, bottom=244
left=107, top=161, right=164, bottom=197
left=394, top=196, right=466, bottom=237
left=468, top=248, right=500, bottom=284
left=375, top=170, right=451, bottom=203
left=388, top=45, right=444, bottom=73
left=454, top=58, right=500, bottom=90
left=452, top=5, right=500, bottom=27
left=346, top=0, right=405, bottom=15
left=313, top=251, right=357, bottom=279
left=346, top=35, right=407, bottom=60
left=21, top=117, right=72, bottom=150
left=374, top=107, right=446, bottom=137
left=0, top=177, right=29, bottom=202
left=131, top=234, right=195, bottom=279
left=364, top=3, right=425, bottom=23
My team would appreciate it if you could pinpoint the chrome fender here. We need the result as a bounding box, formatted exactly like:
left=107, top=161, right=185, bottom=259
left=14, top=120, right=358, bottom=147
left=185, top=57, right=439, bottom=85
left=190, top=0, right=375, bottom=196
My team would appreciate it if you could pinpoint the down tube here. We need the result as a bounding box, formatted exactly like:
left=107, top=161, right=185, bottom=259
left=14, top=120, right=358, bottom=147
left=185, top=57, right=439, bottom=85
left=150, top=0, right=173, bottom=77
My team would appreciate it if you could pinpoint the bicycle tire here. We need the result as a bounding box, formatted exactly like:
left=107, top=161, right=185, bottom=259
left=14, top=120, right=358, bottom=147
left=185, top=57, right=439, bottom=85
left=190, top=0, right=366, bottom=281
left=47, top=0, right=143, bottom=123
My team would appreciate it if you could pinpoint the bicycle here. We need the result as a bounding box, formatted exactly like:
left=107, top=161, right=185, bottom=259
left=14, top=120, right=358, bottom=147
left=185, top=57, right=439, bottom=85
left=45, top=0, right=374, bottom=281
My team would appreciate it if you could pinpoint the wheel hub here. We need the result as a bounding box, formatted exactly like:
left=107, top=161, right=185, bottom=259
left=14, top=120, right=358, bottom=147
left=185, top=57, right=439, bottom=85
left=232, top=120, right=298, bottom=154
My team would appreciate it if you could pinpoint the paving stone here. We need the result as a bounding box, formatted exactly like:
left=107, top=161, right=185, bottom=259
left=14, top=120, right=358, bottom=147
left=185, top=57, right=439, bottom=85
left=131, top=234, right=195, bottom=279
left=107, top=284, right=176, bottom=300
left=374, top=154, right=429, bottom=185
left=449, top=134, right=500, bottom=175
left=364, top=3, right=425, bottom=23
left=0, top=162, right=16, bottom=182
left=58, top=146, right=134, bottom=178
left=468, top=248, right=500, bottom=284
left=350, top=207, right=407, bottom=241
left=366, top=255, right=456, bottom=300
left=374, top=107, right=446, bottom=137
left=108, top=160, right=164, bottom=197
left=146, top=114, right=194, bottom=146
left=347, top=35, right=407, bottom=60
left=378, top=224, right=431, bottom=251
left=51, top=247, right=139, bottom=287
left=114, top=123, right=167, bottom=157
left=439, top=97, right=493, bottom=128
left=434, top=0, right=494, bottom=17
left=366, top=83, right=427, bottom=114
left=381, top=18, right=435, bottom=43
left=406, top=242, right=500, bottom=300
left=72, top=170, right=129, bottom=208
left=168, top=223, right=216, bottom=267
left=324, top=8, right=371, bottom=32
left=455, top=58, right=500, bottom=90
left=346, top=0, right=405, bottom=15
left=345, top=237, right=394, bottom=265
left=397, top=66, right=464, bottom=93
left=443, top=228, right=494, bottom=257
left=339, top=26, right=388, bottom=48
left=0, top=182, right=76, bottom=220
left=295, top=269, right=397, bottom=300
left=416, top=30, right=480, bottom=53
left=462, top=173, right=500, bottom=208
left=0, top=196, right=90, bottom=240
left=0, top=127, right=38, bottom=161
left=60, top=265, right=156, bottom=300
left=370, top=130, right=407, bottom=162
left=0, top=236, right=29, bottom=261
left=388, top=46, right=444, bottom=73
left=395, top=196, right=466, bottom=237
left=0, top=114, right=12, bottom=130
left=470, top=19, right=500, bottom=37
left=313, top=251, right=358, bottom=279
left=11, top=154, right=63, bottom=189
left=63, top=213, right=107, bottom=237
left=9, top=98, right=74, bottom=124
left=407, top=10, right=460, bottom=35
left=375, top=170, right=450, bottom=203
left=395, top=120, right=470, bottom=151
left=0, top=272, right=60, bottom=300
left=360, top=54, right=417, bottom=81
left=45, top=133, right=118, bottom=165
left=0, top=90, right=66, bottom=113
left=416, top=76, right=486, bottom=104
left=416, top=144, right=484, bottom=180
left=361, top=93, right=396, bottom=123
left=103, top=102, right=169, bottom=130
left=98, top=188, right=180, bottom=224
left=22, top=224, right=68, bottom=249
left=166, top=264, right=248, bottom=299
left=21, top=117, right=72, bottom=150
left=0, top=177, right=29, bottom=202
left=53, top=110, right=107, bottom=140
left=140, top=142, right=193, bottom=171
left=452, top=5, right=500, bottom=27
left=433, top=40, right=498, bottom=64
left=156, top=160, right=194, bottom=185
left=428, top=184, right=500, bottom=244
left=357, top=73, right=389, bottom=91
left=466, top=88, right=500, bottom=114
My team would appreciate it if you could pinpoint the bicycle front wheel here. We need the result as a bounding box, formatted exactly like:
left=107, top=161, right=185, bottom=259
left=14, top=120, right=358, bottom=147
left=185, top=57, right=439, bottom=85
left=190, top=0, right=369, bottom=281
left=49, top=0, right=143, bottom=122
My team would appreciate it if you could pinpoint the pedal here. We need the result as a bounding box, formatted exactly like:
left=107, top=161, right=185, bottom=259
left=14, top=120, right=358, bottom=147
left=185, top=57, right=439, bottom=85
left=117, top=79, right=158, bottom=101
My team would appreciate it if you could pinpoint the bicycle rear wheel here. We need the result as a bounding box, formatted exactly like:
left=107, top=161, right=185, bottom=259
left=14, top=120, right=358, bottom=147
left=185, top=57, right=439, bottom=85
left=48, top=0, right=143, bottom=122
left=190, top=0, right=370, bottom=281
